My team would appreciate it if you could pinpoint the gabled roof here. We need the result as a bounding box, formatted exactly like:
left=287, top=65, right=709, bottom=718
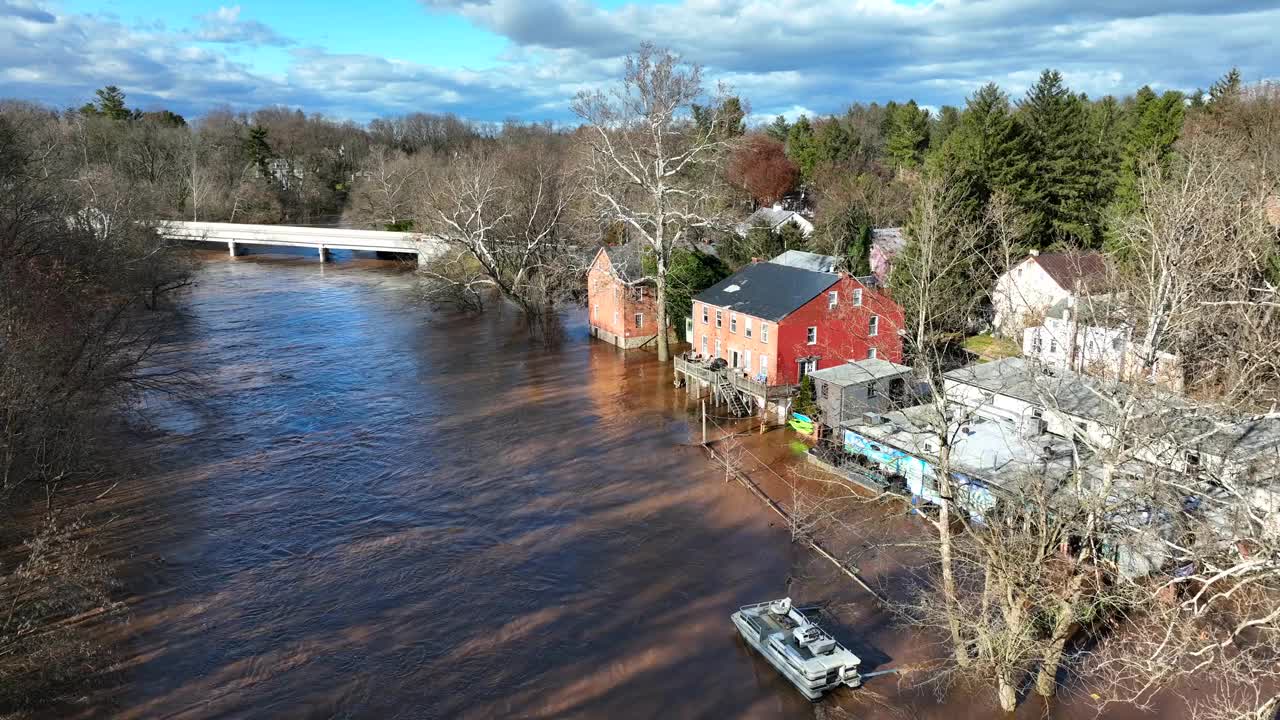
left=599, top=242, right=646, bottom=282
left=1031, top=251, right=1107, bottom=293
left=769, top=250, right=839, bottom=274
left=694, top=261, right=839, bottom=322
left=736, top=206, right=813, bottom=236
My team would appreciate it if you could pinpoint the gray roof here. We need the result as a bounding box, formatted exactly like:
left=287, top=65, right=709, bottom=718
left=871, top=227, right=905, bottom=253
left=945, top=358, right=1280, bottom=464
left=694, top=261, right=838, bottom=322
left=601, top=242, right=646, bottom=282
left=809, top=359, right=914, bottom=386
left=736, top=206, right=811, bottom=235
left=769, top=250, right=839, bottom=274
left=943, top=357, right=1122, bottom=421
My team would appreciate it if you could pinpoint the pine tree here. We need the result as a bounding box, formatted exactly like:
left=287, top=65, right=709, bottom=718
left=786, top=116, right=819, bottom=181
left=929, top=83, right=1030, bottom=215
left=1208, top=67, right=1242, bottom=106
left=886, top=101, right=931, bottom=168
left=766, top=115, right=791, bottom=142
left=1112, top=86, right=1184, bottom=217
left=244, top=125, right=274, bottom=178
left=930, top=105, right=962, bottom=150
left=79, top=85, right=132, bottom=121
left=1017, top=70, right=1100, bottom=247
left=814, top=118, right=856, bottom=168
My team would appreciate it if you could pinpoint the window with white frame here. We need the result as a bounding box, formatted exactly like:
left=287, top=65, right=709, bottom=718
left=853, top=289, right=863, bottom=306
left=806, top=326, right=817, bottom=344
left=744, top=317, right=753, bottom=339
left=714, top=338, right=721, bottom=358
left=701, top=335, right=708, bottom=355
left=759, top=355, right=768, bottom=376
left=868, top=315, right=879, bottom=336
left=828, top=291, right=838, bottom=309
left=702, top=304, right=708, bottom=324
left=730, top=314, right=738, bottom=333
left=715, top=310, right=722, bottom=328
left=593, top=304, right=598, bottom=320
left=634, top=313, right=644, bottom=329
left=761, top=323, right=769, bottom=344
left=868, top=347, right=878, bottom=359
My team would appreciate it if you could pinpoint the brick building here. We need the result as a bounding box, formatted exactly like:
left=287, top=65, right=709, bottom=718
left=586, top=243, right=662, bottom=349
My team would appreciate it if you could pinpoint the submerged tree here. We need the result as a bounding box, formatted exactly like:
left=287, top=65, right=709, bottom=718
left=573, top=43, right=735, bottom=362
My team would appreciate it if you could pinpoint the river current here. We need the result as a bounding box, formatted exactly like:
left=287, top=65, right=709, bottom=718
left=87, top=251, right=816, bottom=719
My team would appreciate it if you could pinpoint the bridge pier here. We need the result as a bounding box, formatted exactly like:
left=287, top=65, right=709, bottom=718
left=228, top=240, right=243, bottom=257
left=318, top=246, right=331, bottom=263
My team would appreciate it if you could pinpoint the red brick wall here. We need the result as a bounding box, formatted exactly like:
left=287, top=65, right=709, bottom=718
left=587, top=249, right=659, bottom=340
left=775, top=275, right=904, bottom=386
left=690, top=301, right=781, bottom=384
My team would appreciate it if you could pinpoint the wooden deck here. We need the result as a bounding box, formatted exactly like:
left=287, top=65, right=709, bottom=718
left=673, top=356, right=795, bottom=400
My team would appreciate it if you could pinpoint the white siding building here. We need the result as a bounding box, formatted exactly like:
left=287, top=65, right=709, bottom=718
left=992, top=250, right=1106, bottom=337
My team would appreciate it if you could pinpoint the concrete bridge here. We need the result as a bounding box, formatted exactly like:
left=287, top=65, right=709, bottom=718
left=158, top=221, right=446, bottom=264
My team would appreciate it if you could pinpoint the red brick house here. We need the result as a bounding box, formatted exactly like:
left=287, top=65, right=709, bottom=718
left=691, top=257, right=903, bottom=387
left=587, top=243, right=662, bottom=349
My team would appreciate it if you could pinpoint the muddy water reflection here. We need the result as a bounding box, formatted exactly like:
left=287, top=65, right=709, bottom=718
left=100, top=253, right=814, bottom=719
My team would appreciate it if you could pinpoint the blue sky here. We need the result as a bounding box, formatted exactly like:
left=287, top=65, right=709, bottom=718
left=2, top=0, right=1278, bottom=124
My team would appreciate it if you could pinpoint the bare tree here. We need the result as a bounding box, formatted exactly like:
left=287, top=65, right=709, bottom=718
left=572, top=43, right=735, bottom=362
left=345, top=145, right=426, bottom=230
left=414, top=136, right=582, bottom=321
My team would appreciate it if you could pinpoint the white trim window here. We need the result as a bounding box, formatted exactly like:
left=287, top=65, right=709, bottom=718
left=868, top=315, right=879, bottom=337
left=702, top=304, right=709, bottom=324
left=828, top=291, right=838, bottom=309
left=715, top=310, right=722, bottom=328
left=806, top=326, right=817, bottom=344
left=634, top=313, right=644, bottom=329
left=761, top=323, right=769, bottom=344
left=868, top=347, right=878, bottom=359
left=593, top=304, right=599, bottom=320
left=744, top=349, right=752, bottom=371
left=853, top=288, right=863, bottom=306
left=744, top=317, right=753, bottom=339
left=730, top=313, right=738, bottom=333
left=701, top=335, right=708, bottom=355
left=759, top=355, right=768, bottom=377
left=714, top=338, right=721, bottom=358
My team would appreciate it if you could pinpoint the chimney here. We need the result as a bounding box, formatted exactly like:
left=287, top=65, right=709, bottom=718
left=771, top=202, right=783, bottom=211
left=1029, top=249, right=1040, bottom=257
left=751, top=256, right=762, bottom=264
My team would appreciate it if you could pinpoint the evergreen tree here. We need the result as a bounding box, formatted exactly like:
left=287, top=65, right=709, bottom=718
left=1112, top=86, right=1184, bottom=216
left=1016, top=69, right=1100, bottom=247
left=929, top=83, right=1030, bottom=215
left=1086, top=95, right=1125, bottom=212
left=244, top=125, right=274, bottom=178
left=786, top=116, right=819, bottom=182
left=765, top=115, right=791, bottom=142
left=930, top=105, right=962, bottom=150
left=814, top=118, right=856, bottom=168
left=79, top=85, right=132, bottom=121
left=885, top=101, right=931, bottom=168
left=1208, top=67, right=1242, bottom=106
left=693, top=96, right=746, bottom=141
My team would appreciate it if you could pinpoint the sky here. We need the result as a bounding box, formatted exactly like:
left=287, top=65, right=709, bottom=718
left=1, top=0, right=1278, bottom=124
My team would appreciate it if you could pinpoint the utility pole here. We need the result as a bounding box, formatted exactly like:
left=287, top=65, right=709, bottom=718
left=701, top=399, right=707, bottom=446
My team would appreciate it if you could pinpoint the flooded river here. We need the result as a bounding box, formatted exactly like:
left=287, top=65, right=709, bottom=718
left=86, top=251, right=817, bottom=719
left=74, top=251, right=1191, bottom=720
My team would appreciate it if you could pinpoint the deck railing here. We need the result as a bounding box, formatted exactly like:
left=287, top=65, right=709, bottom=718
left=674, top=355, right=795, bottom=400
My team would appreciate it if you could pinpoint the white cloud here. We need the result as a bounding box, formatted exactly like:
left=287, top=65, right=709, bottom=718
left=193, top=5, right=292, bottom=47
left=2, top=0, right=1278, bottom=122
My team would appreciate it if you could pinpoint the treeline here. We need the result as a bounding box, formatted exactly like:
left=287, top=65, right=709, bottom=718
left=747, top=68, right=1258, bottom=253
left=0, top=101, right=196, bottom=709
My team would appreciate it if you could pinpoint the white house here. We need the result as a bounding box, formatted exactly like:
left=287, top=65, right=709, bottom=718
left=992, top=250, right=1107, bottom=337
left=1023, top=297, right=1183, bottom=391
left=736, top=204, right=815, bottom=238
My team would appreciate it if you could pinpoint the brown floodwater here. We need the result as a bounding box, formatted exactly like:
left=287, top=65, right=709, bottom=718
left=73, top=249, right=1195, bottom=720
left=79, top=249, right=820, bottom=719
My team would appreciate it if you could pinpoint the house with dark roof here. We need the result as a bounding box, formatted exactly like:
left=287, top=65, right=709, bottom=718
left=587, top=243, right=664, bottom=349
left=688, top=257, right=903, bottom=387
left=992, top=249, right=1108, bottom=336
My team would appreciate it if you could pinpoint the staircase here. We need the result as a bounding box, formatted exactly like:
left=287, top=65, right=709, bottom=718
left=718, top=381, right=750, bottom=417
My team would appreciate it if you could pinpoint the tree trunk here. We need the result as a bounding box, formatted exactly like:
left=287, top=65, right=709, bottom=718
left=1036, top=582, right=1083, bottom=697
left=997, top=671, right=1018, bottom=713
left=655, top=252, right=670, bottom=362
left=937, top=446, right=968, bottom=667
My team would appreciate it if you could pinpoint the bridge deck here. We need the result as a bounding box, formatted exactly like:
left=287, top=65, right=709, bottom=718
left=159, top=221, right=444, bottom=259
